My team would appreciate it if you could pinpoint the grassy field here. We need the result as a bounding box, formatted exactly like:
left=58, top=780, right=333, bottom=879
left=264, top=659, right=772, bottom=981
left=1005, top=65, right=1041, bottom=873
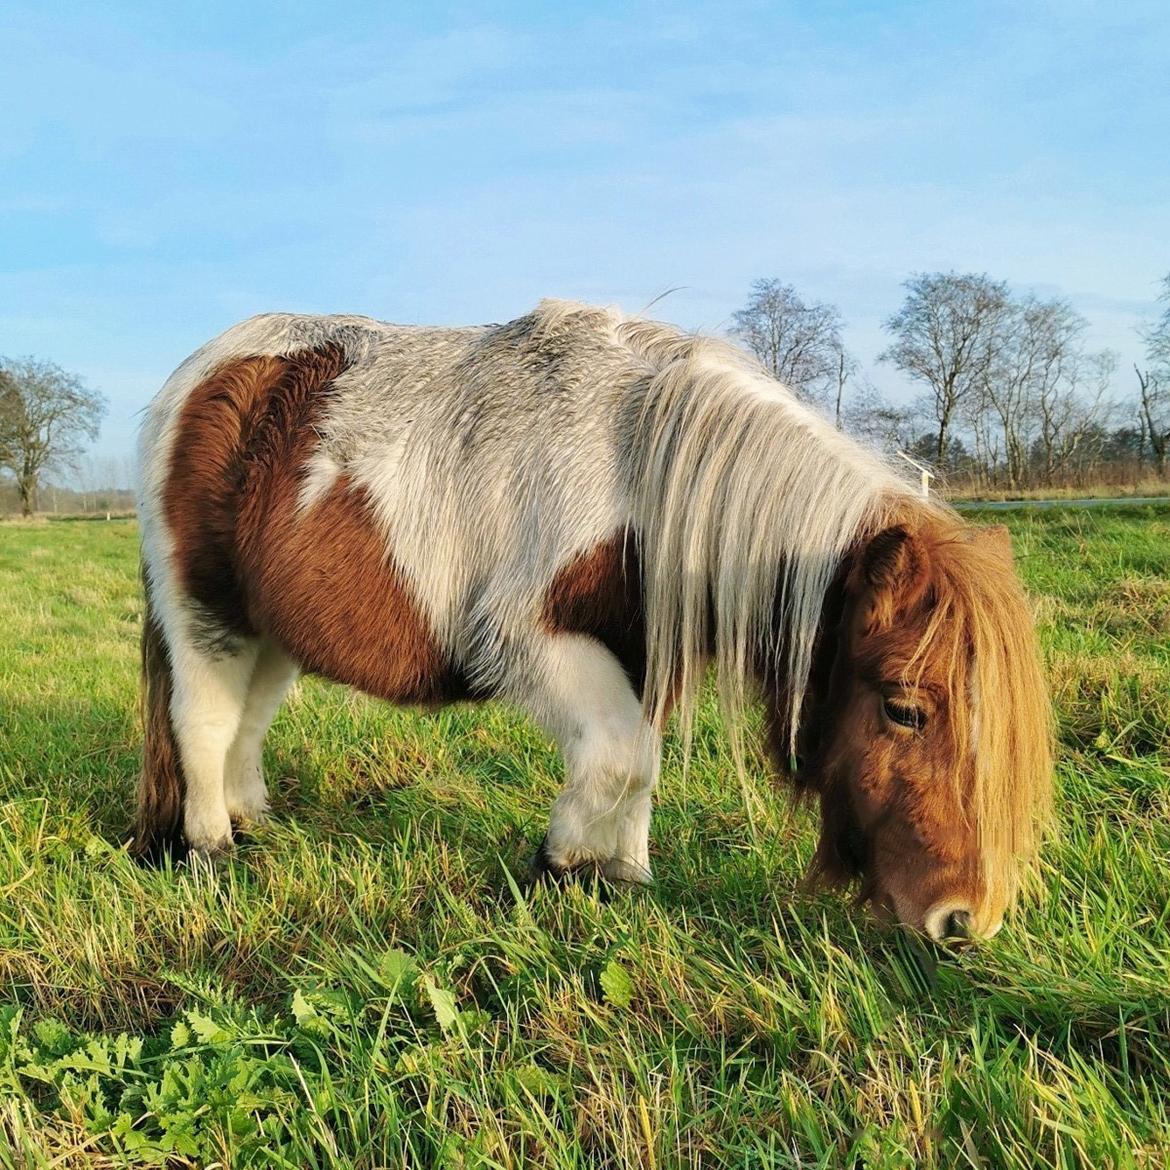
left=0, top=509, right=1167, bottom=1169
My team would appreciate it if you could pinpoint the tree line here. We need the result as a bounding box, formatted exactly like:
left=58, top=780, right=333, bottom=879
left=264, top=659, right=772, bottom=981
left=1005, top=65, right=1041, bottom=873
left=730, top=271, right=1170, bottom=491
left=4, top=272, right=1170, bottom=514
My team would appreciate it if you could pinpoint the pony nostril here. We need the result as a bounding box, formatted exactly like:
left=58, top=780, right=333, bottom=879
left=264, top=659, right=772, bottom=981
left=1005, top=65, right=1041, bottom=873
left=923, top=903, right=975, bottom=942
left=945, top=909, right=971, bottom=939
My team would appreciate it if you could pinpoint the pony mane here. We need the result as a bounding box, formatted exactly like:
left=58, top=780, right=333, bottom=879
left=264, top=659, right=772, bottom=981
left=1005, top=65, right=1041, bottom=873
left=611, top=312, right=917, bottom=752
left=903, top=521, right=1054, bottom=905
left=606, top=304, right=1052, bottom=895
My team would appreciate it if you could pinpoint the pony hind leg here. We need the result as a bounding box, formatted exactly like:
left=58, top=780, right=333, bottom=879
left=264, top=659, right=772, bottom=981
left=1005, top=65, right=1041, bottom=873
left=224, top=641, right=299, bottom=825
left=168, top=634, right=260, bottom=855
left=525, top=635, right=661, bottom=885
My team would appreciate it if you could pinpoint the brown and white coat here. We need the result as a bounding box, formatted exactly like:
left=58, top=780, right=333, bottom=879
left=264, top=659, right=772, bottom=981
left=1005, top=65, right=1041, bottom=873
left=136, top=301, right=1051, bottom=938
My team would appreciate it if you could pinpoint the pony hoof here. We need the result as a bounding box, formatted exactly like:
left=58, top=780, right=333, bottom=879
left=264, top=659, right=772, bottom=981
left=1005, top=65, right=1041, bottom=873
left=529, top=836, right=566, bottom=882
left=183, top=831, right=234, bottom=860
left=183, top=807, right=234, bottom=858
left=529, top=838, right=611, bottom=896
left=185, top=842, right=233, bottom=864
left=227, top=804, right=269, bottom=828
left=176, top=849, right=229, bottom=879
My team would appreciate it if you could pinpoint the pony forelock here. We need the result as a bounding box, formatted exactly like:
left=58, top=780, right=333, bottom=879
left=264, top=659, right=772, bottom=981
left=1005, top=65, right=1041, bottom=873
left=901, top=526, right=1054, bottom=909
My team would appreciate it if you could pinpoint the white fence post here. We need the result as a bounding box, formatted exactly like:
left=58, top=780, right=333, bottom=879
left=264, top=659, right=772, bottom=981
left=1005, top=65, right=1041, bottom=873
left=895, top=451, right=935, bottom=500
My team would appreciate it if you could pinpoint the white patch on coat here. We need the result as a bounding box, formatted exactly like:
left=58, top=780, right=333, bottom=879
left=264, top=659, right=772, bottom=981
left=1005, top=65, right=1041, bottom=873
left=168, top=637, right=258, bottom=853
left=296, top=449, right=341, bottom=514
left=224, top=640, right=300, bottom=822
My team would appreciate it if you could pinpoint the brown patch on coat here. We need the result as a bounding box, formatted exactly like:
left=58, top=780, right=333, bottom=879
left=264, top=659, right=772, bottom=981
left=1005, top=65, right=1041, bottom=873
left=164, top=346, right=349, bottom=649
left=542, top=532, right=647, bottom=694
left=242, top=473, right=473, bottom=702
left=164, top=346, right=469, bottom=702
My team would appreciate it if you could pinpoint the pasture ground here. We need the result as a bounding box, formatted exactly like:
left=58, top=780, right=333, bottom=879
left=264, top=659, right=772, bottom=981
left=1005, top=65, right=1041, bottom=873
left=0, top=508, right=1167, bottom=1169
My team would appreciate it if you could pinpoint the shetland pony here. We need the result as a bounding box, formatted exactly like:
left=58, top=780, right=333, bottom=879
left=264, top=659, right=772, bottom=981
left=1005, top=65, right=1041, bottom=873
left=134, top=301, right=1052, bottom=941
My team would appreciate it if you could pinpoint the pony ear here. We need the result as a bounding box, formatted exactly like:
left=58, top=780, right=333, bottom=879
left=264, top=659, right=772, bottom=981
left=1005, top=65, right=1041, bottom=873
left=862, top=525, right=929, bottom=591
left=975, top=523, right=1014, bottom=563
left=856, top=525, right=929, bottom=630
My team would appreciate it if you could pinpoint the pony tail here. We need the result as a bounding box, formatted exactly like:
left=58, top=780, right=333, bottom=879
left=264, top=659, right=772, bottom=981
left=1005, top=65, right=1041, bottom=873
left=133, top=565, right=185, bottom=861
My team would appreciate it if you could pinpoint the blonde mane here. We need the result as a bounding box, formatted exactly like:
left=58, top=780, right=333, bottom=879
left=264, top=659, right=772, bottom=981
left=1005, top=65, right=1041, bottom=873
left=616, top=315, right=914, bottom=746
left=612, top=311, right=1050, bottom=894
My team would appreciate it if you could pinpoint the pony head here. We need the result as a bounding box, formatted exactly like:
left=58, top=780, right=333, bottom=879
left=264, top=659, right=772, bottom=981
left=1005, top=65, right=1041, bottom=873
left=781, top=517, right=1052, bottom=942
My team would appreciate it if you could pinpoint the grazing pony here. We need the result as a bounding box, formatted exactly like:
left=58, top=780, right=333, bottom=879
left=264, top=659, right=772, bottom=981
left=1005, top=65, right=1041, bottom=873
left=135, top=301, right=1052, bottom=941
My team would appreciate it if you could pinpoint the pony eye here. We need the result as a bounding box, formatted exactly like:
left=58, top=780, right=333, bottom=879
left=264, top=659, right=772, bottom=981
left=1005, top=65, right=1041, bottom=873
left=884, top=699, right=926, bottom=730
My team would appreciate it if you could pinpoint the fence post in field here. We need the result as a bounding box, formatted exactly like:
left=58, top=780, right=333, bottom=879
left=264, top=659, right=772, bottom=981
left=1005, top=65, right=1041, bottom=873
left=896, top=450, right=935, bottom=499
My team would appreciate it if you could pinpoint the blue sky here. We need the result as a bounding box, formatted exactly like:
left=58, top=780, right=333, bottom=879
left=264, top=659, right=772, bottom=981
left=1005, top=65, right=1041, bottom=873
left=3, top=1, right=1168, bottom=467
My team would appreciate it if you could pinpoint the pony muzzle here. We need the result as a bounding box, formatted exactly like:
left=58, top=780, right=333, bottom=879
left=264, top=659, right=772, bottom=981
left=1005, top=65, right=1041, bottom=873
left=922, top=900, right=1002, bottom=943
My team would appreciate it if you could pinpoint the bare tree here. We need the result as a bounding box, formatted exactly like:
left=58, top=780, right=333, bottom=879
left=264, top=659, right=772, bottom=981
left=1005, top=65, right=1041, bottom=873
left=831, top=347, right=858, bottom=430
left=0, top=367, right=20, bottom=461
left=0, top=357, right=106, bottom=516
left=960, top=375, right=1002, bottom=491
left=879, top=272, right=1011, bottom=467
left=841, top=380, right=931, bottom=455
left=1135, top=275, right=1170, bottom=477
left=72, top=454, right=126, bottom=514
left=1034, top=348, right=1114, bottom=485
left=980, top=296, right=1087, bottom=489
left=74, top=455, right=104, bottom=514
left=1135, top=365, right=1167, bottom=475
left=729, top=279, right=849, bottom=405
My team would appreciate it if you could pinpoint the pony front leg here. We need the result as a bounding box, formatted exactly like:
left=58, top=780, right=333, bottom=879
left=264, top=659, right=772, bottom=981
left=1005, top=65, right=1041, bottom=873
left=607, top=773, right=657, bottom=883
left=526, top=636, right=661, bottom=884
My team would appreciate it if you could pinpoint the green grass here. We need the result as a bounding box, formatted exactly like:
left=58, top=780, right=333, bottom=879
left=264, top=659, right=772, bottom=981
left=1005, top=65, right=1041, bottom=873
left=0, top=509, right=1168, bottom=1168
